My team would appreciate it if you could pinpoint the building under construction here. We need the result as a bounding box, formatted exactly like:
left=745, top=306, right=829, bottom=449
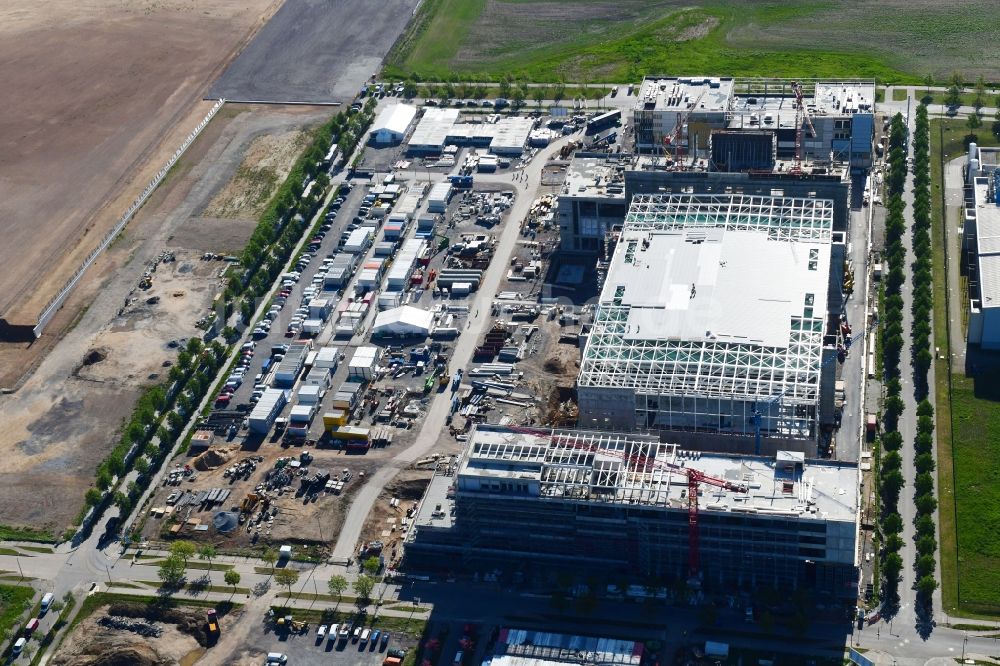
left=633, top=77, right=875, bottom=170
left=405, top=425, right=859, bottom=600
left=576, top=192, right=845, bottom=454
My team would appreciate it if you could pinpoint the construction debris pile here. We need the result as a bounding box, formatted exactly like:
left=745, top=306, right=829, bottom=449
left=98, top=616, right=163, bottom=638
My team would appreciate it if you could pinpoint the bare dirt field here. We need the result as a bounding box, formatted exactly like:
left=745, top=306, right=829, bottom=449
left=209, top=0, right=421, bottom=104
left=0, top=0, right=281, bottom=327
left=0, top=105, right=329, bottom=534
left=357, top=467, right=436, bottom=569
left=139, top=445, right=379, bottom=554
left=52, top=599, right=235, bottom=666
left=202, top=130, right=310, bottom=220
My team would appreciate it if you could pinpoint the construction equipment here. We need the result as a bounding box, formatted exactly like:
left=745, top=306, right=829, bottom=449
left=790, top=81, right=817, bottom=174
left=206, top=609, right=219, bottom=636
left=665, top=87, right=707, bottom=167
left=507, top=426, right=748, bottom=580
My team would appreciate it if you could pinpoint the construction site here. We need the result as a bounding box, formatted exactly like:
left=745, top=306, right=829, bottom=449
left=400, top=76, right=880, bottom=608
left=405, top=424, right=860, bottom=601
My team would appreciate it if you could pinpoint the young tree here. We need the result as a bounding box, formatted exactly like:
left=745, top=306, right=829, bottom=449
left=974, top=75, right=986, bottom=114
left=531, top=87, right=545, bottom=110
left=198, top=544, right=217, bottom=571
left=170, top=540, right=196, bottom=569
left=328, top=575, right=348, bottom=611
left=85, top=487, right=104, bottom=507
left=274, top=568, right=300, bottom=598
left=967, top=112, right=983, bottom=133
left=224, top=569, right=241, bottom=599
left=362, top=556, right=381, bottom=577
left=917, top=575, right=938, bottom=598
left=261, top=547, right=278, bottom=575
left=158, top=554, right=186, bottom=587
left=353, top=574, right=376, bottom=603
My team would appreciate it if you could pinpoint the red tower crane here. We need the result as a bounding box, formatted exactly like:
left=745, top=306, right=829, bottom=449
left=791, top=81, right=817, bottom=174
left=505, top=426, right=748, bottom=579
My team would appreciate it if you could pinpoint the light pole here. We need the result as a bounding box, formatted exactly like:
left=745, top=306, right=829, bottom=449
left=962, top=633, right=968, bottom=662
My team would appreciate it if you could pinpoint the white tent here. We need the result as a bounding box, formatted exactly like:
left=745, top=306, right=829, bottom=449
left=370, top=104, right=417, bottom=144
left=373, top=305, right=433, bottom=337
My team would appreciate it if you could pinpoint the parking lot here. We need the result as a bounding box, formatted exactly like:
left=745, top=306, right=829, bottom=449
left=240, top=615, right=416, bottom=666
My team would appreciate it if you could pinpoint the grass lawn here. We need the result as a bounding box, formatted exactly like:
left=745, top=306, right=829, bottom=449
left=145, top=559, right=233, bottom=572
left=0, top=584, right=34, bottom=644
left=0, top=525, right=55, bottom=544
left=386, top=0, right=914, bottom=82
left=381, top=0, right=1000, bottom=82
left=894, top=88, right=999, bottom=107
left=932, top=118, right=1000, bottom=617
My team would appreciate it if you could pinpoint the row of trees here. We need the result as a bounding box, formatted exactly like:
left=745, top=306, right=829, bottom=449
left=909, top=103, right=940, bottom=606
left=80, top=339, right=229, bottom=536
left=877, top=112, right=910, bottom=602
left=227, top=102, right=377, bottom=328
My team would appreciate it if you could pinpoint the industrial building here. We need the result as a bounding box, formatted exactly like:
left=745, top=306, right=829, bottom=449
left=405, top=425, right=859, bottom=600
left=963, top=144, right=1000, bottom=349
left=576, top=193, right=843, bottom=454
left=369, top=104, right=417, bottom=145
left=407, top=108, right=533, bottom=155
left=633, top=77, right=875, bottom=170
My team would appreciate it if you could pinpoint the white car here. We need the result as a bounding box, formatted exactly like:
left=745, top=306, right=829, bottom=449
left=317, top=624, right=328, bottom=638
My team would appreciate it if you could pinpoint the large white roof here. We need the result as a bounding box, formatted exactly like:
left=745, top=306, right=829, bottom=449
left=371, top=104, right=417, bottom=136
left=373, top=305, right=433, bottom=334
left=606, top=225, right=829, bottom=347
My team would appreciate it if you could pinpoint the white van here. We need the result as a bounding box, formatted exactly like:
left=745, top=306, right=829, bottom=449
left=40, top=592, right=55, bottom=613
left=13, top=637, right=26, bottom=655
left=266, top=653, right=287, bottom=664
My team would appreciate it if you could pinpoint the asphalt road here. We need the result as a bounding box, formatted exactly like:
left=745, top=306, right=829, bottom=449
left=209, top=0, right=421, bottom=104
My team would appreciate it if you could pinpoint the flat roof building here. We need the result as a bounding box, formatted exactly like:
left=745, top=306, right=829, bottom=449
left=577, top=193, right=842, bottom=454
left=556, top=154, right=629, bottom=253
left=405, top=425, right=859, bottom=600
left=964, top=167, right=1000, bottom=349
left=407, top=108, right=533, bottom=155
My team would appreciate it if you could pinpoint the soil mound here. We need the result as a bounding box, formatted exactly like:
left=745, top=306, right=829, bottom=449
left=193, top=447, right=234, bottom=471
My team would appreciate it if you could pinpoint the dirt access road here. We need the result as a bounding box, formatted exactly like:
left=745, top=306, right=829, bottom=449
left=0, top=0, right=281, bottom=330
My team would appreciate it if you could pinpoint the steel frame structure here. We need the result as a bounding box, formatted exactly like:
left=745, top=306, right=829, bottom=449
left=623, top=193, right=834, bottom=242
left=579, top=193, right=832, bottom=437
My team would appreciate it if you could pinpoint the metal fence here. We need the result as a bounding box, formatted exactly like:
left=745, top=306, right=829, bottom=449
left=33, top=99, right=226, bottom=338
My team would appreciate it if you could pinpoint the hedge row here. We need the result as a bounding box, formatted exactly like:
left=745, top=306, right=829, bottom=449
left=909, top=103, right=939, bottom=604
left=877, top=112, right=910, bottom=601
